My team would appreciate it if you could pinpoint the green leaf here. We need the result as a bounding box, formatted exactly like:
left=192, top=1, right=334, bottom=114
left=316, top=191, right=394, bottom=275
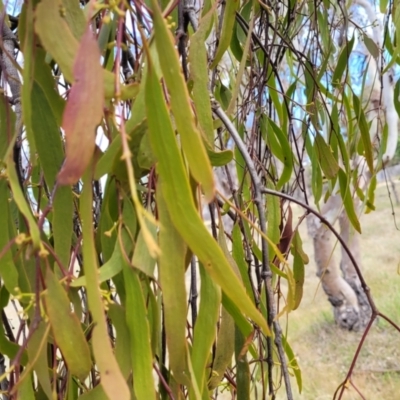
left=71, top=228, right=132, bottom=287
left=291, top=231, right=307, bottom=310
left=108, top=303, right=132, bottom=379
left=25, top=322, right=52, bottom=399
left=266, top=181, right=281, bottom=258
left=363, top=33, right=380, bottom=59
left=314, top=132, right=339, bottom=179
left=78, top=386, right=108, bottom=400
left=131, top=221, right=157, bottom=277
left=61, top=0, right=86, bottom=40
left=208, top=306, right=235, bottom=390
left=0, top=93, right=15, bottom=162
left=145, top=53, right=270, bottom=336
left=332, top=36, right=355, bottom=88
left=338, top=168, right=361, bottom=233
left=151, top=0, right=215, bottom=202
left=157, top=190, right=190, bottom=384
left=231, top=224, right=253, bottom=299
left=267, top=118, right=293, bottom=188
left=29, top=81, right=73, bottom=270
left=189, top=6, right=215, bottom=143
left=207, top=148, right=234, bottom=166
left=393, top=78, right=400, bottom=118
left=190, top=265, right=221, bottom=398
left=353, top=93, right=374, bottom=173
left=45, top=269, right=91, bottom=380
left=123, top=262, right=156, bottom=400
left=0, top=318, right=27, bottom=365
left=235, top=327, right=250, bottom=400
left=6, top=154, right=42, bottom=252
left=0, top=178, right=19, bottom=294
left=34, top=0, right=133, bottom=100
left=282, top=335, right=302, bottom=393
left=211, top=0, right=240, bottom=68
left=81, top=170, right=130, bottom=400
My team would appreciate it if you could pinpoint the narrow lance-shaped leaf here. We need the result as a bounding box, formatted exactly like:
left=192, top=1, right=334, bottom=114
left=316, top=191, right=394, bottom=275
left=150, top=0, right=215, bottom=202
left=338, top=168, right=361, bottom=233
left=144, top=55, right=270, bottom=336
left=34, top=0, right=134, bottom=99
left=6, top=153, right=42, bottom=252
left=291, top=231, right=308, bottom=310
left=58, top=26, right=103, bottom=185
left=226, top=12, right=254, bottom=116
left=29, top=81, right=73, bottom=272
left=211, top=0, right=240, bottom=68
left=189, top=6, right=215, bottom=143
left=314, top=132, right=339, bottom=179
left=353, top=93, right=374, bottom=173
left=81, top=170, right=130, bottom=400
left=157, top=189, right=191, bottom=385
left=0, top=178, right=19, bottom=294
left=122, top=252, right=156, bottom=400
left=235, top=327, right=250, bottom=400
left=190, top=265, right=221, bottom=398
left=45, top=269, right=91, bottom=380
left=332, top=36, right=355, bottom=88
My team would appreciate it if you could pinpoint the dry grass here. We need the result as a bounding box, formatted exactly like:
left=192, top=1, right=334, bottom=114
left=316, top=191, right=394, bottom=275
left=278, top=181, right=400, bottom=399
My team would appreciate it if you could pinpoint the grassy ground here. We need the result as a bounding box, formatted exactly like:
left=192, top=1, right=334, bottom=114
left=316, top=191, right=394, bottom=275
left=278, top=181, right=400, bottom=399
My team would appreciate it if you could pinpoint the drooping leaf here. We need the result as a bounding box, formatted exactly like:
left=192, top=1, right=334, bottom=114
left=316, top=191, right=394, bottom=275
left=338, top=168, right=361, bottom=233
left=58, top=26, right=103, bottom=185
left=130, top=223, right=157, bottom=277
left=190, top=265, right=221, bottom=398
left=45, top=269, right=91, bottom=380
left=123, top=258, right=156, bottom=400
left=108, top=303, right=132, bottom=379
left=235, top=327, right=250, bottom=400
left=145, top=54, right=270, bottom=336
left=353, top=93, right=374, bottom=173
left=35, top=0, right=133, bottom=100
left=29, top=81, right=73, bottom=270
left=189, top=6, right=215, bottom=143
left=81, top=170, right=130, bottom=400
left=282, top=335, right=302, bottom=393
left=332, top=36, right=355, bottom=88
left=211, top=0, right=240, bottom=68
left=208, top=305, right=235, bottom=390
left=0, top=178, right=19, bottom=293
left=150, top=0, right=215, bottom=202
left=71, top=228, right=132, bottom=287
left=314, top=132, right=340, bottom=179
left=6, top=153, right=42, bottom=252
left=157, top=190, right=190, bottom=385
left=363, top=34, right=380, bottom=59
left=291, top=231, right=307, bottom=310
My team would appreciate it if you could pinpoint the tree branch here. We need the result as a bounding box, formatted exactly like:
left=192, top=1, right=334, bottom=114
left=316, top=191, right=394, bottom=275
left=212, top=101, right=293, bottom=400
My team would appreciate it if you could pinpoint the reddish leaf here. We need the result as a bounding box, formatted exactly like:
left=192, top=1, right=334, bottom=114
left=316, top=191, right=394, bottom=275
left=58, top=26, right=103, bottom=185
